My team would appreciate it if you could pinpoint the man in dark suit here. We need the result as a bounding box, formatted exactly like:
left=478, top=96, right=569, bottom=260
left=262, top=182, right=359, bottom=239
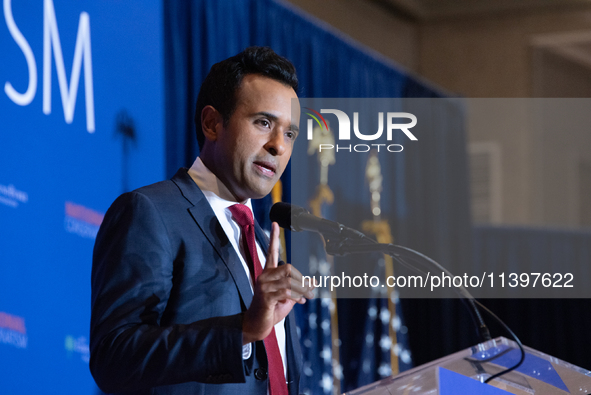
left=90, top=47, right=313, bottom=395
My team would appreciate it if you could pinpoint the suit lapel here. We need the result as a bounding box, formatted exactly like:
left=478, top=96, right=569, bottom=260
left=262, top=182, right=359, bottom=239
left=171, top=168, right=253, bottom=309
left=172, top=168, right=301, bottom=387
left=286, top=310, right=302, bottom=395
left=254, top=219, right=270, bottom=256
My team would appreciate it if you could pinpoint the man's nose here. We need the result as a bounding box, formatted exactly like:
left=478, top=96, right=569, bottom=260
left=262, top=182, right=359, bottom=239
left=264, top=129, right=287, bottom=156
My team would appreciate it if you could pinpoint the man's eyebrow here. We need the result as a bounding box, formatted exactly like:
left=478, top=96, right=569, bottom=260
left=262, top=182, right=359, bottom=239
left=253, top=112, right=279, bottom=122
left=253, top=112, right=299, bottom=132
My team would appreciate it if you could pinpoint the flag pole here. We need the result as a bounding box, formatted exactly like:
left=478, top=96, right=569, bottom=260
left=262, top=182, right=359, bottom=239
left=308, top=123, right=341, bottom=395
left=361, top=149, right=399, bottom=376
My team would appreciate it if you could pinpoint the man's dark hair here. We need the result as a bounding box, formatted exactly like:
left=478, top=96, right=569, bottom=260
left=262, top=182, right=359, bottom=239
left=194, top=46, right=298, bottom=149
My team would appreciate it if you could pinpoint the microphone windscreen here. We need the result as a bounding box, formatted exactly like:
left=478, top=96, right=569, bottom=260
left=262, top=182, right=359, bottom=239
left=270, top=202, right=306, bottom=231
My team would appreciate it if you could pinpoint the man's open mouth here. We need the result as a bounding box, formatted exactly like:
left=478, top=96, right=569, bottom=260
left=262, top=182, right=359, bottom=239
left=253, top=161, right=277, bottom=177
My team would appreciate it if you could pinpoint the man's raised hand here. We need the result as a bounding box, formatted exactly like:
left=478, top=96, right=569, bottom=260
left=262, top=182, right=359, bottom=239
left=242, top=222, right=314, bottom=344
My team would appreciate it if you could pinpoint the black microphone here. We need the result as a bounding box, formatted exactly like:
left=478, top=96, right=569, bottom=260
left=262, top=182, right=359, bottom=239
left=269, top=202, right=367, bottom=240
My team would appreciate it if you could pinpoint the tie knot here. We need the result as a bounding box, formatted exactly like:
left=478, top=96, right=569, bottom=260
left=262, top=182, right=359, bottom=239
left=229, top=204, right=254, bottom=228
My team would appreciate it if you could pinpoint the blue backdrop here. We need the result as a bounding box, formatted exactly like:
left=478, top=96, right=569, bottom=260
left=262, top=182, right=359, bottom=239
left=1, top=1, right=165, bottom=393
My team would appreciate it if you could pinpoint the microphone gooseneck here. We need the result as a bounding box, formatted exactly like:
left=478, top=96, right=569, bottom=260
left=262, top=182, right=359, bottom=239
left=269, top=203, right=500, bottom=347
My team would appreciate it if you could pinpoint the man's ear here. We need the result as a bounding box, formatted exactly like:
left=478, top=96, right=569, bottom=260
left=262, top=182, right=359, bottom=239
left=201, top=105, right=222, bottom=142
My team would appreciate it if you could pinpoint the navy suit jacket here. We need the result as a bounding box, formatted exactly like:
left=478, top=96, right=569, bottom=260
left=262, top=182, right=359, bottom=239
left=90, top=168, right=302, bottom=395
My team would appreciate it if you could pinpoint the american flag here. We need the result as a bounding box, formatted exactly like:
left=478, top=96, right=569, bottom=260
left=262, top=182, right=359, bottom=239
left=294, top=248, right=413, bottom=394
left=294, top=233, right=341, bottom=395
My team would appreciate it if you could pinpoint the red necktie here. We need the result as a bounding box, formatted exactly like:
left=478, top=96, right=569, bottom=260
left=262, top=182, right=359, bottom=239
left=229, top=204, right=288, bottom=395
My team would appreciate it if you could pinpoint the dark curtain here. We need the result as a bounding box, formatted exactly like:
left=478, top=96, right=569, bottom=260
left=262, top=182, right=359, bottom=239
left=164, top=0, right=414, bottom=176
left=473, top=226, right=591, bottom=371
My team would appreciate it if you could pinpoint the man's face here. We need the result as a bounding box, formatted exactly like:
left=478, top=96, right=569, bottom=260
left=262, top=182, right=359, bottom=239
left=209, top=74, right=300, bottom=201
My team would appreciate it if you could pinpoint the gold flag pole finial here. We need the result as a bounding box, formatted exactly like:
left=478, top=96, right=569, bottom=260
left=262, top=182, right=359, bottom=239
left=308, top=122, right=335, bottom=214
left=366, top=150, right=383, bottom=219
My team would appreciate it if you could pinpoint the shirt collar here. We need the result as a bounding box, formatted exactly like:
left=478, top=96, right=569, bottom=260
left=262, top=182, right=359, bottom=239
left=187, top=157, right=253, bottom=210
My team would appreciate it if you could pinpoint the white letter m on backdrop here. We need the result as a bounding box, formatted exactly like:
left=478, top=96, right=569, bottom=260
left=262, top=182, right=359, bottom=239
left=43, top=0, right=95, bottom=133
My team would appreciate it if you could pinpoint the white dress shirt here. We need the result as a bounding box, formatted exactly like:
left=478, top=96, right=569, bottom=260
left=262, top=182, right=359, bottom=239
left=187, top=157, right=287, bottom=378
